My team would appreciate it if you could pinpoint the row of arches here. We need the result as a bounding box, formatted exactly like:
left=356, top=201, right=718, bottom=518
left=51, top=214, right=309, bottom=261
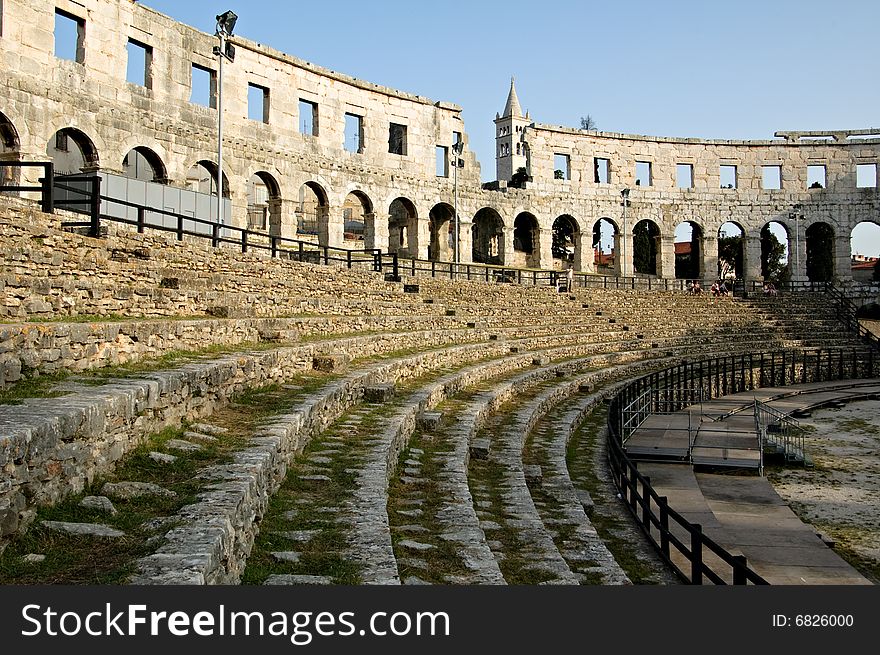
left=1, top=111, right=877, bottom=279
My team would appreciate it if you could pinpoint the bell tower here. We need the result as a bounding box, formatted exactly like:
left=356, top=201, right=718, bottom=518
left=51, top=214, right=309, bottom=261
left=494, top=77, right=530, bottom=183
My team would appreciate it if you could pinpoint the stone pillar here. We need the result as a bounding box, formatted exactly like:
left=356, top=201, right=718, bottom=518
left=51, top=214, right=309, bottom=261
left=834, top=232, right=852, bottom=283
left=319, top=205, right=341, bottom=248
left=789, top=228, right=807, bottom=283
left=501, top=227, right=515, bottom=267
left=268, top=197, right=293, bottom=238
left=743, top=234, right=762, bottom=283
left=459, top=219, right=473, bottom=264
left=364, top=212, right=387, bottom=251
left=537, top=228, right=554, bottom=269
left=581, top=233, right=596, bottom=274
left=573, top=231, right=589, bottom=272
left=414, top=216, right=430, bottom=260
left=616, top=230, right=633, bottom=277
left=701, top=235, right=719, bottom=280
left=656, top=235, right=676, bottom=279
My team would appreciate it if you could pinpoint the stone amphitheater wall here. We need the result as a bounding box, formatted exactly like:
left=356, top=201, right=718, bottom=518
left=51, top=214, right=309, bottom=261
left=1, top=0, right=878, bottom=280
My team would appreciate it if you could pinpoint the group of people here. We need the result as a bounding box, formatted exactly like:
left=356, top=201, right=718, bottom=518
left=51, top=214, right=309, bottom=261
left=686, top=279, right=730, bottom=297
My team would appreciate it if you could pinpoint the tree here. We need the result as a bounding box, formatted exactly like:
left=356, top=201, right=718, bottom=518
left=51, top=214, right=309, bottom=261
left=552, top=219, right=576, bottom=261
left=580, top=115, right=597, bottom=130
left=509, top=166, right=529, bottom=189
left=554, top=169, right=564, bottom=180
left=718, top=234, right=743, bottom=279
left=761, top=225, right=787, bottom=284
left=633, top=221, right=657, bottom=274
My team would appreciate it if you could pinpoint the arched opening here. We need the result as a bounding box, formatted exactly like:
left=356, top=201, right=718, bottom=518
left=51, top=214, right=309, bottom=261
left=850, top=221, right=880, bottom=282
left=342, top=191, right=373, bottom=245
left=761, top=221, right=790, bottom=285
left=297, top=182, right=328, bottom=243
left=472, top=208, right=505, bottom=265
left=552, top=214, right=579, bottom=268
left=718, top=222, right=744, bottom=280
left=248, top=172, right=281, bottom=233
left=512, top=212, right=539, bottom=268
left=0, top=112, right=22, bottom=188
left=428, top=203, right=455, bottom=262
left=46, top=127, right=99, bottom=174
left=632, top=219, right=660, bottom=275
left=806, top=222, right=835, bottom=283
left=674, top=220, right=703, bottom=279
left=186, top=160, right=230, bottom=198
left=122, top=147, right=167, bottom=183
left=592, top=218, right=616, bottom=272
left=389, top=197, right=418, bottom=257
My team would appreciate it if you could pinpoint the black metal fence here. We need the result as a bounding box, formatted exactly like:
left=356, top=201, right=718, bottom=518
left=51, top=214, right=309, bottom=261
left=606, top=346, right=879, bottom=584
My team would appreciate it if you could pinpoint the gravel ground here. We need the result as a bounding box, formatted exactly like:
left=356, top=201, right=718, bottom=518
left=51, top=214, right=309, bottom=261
left=766, top=399, right=880, bottom=584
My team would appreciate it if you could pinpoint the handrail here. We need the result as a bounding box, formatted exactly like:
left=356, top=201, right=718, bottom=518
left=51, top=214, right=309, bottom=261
left=824, top=282, right=880, bottom=352
left=607, top=346, right=879, bottom=585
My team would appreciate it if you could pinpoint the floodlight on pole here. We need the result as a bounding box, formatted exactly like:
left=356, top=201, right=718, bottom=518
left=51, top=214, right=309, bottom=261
left=451, top=139, right=464, bottom=268
left=213, top=10, right=237, bottom=230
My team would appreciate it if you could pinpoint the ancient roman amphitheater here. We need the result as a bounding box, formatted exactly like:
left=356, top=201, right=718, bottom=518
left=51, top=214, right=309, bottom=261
left=0, top=0, right=878, bottom=586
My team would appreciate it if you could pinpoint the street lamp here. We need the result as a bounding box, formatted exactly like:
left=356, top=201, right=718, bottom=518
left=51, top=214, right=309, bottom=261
left=213, top=10, right=237, bottom=228
left=620, top=188, right=630, bottom=277
left=451, top=139, right=464, bottom=267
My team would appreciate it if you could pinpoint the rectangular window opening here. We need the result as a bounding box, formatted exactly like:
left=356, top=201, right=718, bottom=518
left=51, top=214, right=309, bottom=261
left=54, top=9, right=85, bottom=63
left=594, top=158, right=610, bottom=184
left=126, top=39, right=152, bottom=88
left=389, top=123, right=407, bottom=156
left=436, top=146, right=449, bottom=177
left=720, top=165, right=737, bottom=189
left=248, top=83, right=270, bottom=123
left=190, top=63, right=216, bottom=108
left=807, top=164, right=826, bottom=189
left=676, top=163, right=694, bottom=189
left=554, top=153, right=570, bottom=181
left=635, top=161, right=652, bottom=186
left=344, top=113, right=363, bottom=153
left=762, top=165, right=782, bottom=190
left=856, top=163, right=877, bottom=188
left=299, top=99, right=318, bottom=136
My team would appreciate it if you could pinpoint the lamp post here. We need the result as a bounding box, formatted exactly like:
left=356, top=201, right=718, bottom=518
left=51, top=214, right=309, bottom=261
left=451, top=139, right=464, bottom=268
left=620, top=188, right=630, bottom=277
left=213, top=11, right=237, bottom=228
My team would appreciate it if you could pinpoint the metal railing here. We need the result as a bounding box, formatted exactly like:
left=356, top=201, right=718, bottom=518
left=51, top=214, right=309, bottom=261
left=755, top=399, right=805, bottom=465
left=607, top=346, right=879, bottom=584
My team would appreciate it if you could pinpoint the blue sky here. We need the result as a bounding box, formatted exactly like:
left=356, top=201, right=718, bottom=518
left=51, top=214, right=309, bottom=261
left=138, top=0, right=880, bottom=255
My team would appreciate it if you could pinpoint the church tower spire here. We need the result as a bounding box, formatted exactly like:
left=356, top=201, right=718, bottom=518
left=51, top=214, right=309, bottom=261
left=494, top=76, right=530, bottom=183
left=502, top=77, right=523, bottom=118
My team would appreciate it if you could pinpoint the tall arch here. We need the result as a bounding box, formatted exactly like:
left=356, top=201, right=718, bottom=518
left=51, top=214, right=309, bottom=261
left=248, top=171, right=281, bottom=233
left=806, top=221, right=835, bottom=283
left=428, top=202, right=455, bottom=262
left=297, top=181, right=329, bottom=243
left=632, top=218, right=660, bottom=275
left=674, top=220, right=703, bottom=279
left=343, top=190, right=374, bottom=246
left=47, top=127, right=99, bottom=174
left=186, top=160, right=230, bottom=197
left=512, top=212, right=539, bottom=268
left=552, top=214, right=580, bottom=268
left=0, top=111, right=21, bottom=187
left=850, top=221, right=880, bottom=282
left=388, top=197, right=418, bottom=257
left=122, top=146, right=168, bottom=183
left=761, top=221, right=789, bottom=284
left=592, top=217, right=616, bottom=272
left=718, top=221, right=745, bottom=280
left=472, top=207, right=504, bottom=265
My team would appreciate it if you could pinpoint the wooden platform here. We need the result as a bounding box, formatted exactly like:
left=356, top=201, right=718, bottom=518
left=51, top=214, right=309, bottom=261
left=628, top=379, right=880, bottom=585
